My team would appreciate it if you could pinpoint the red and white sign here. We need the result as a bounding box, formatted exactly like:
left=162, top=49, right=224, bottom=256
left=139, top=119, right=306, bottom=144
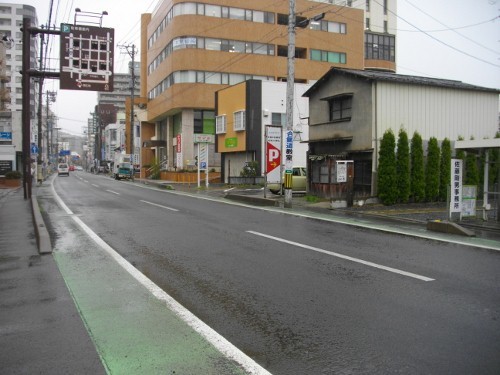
left=176, top=134, right=182, bottom=168
left=266, top=126, right=282, bottom=184
left=176, top=134, right=182, bottom=153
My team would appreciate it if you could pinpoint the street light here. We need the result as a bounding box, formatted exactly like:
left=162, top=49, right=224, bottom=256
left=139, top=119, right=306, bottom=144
left=74, top=8, right=108, bottom=27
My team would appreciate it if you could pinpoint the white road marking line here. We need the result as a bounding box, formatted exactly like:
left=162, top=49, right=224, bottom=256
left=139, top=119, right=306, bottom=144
left=127, top=183, right=500, bottom=251
left=247, top=230, right=435, bottom=282
left=106, top=190, right=120, bottom=195
left=50, top=180, right=270, bottom=375
left=91, top=183, right=99, bottom=187
left=84, top=180, right=89, bottom=183
left=140, top=200, right=179, bottom=212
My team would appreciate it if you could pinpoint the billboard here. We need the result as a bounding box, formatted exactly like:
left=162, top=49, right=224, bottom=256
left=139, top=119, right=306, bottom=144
left=266, top=126, right=282, bottom=184
left=60, top=23, right=114, bottom=92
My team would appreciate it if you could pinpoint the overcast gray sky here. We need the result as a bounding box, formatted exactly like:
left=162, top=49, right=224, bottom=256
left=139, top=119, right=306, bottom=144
left=10, top=0, right=500, bottom=134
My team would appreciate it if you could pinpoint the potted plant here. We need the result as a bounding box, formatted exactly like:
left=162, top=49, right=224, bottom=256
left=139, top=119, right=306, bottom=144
left=2, top=171, right=22, bottom=188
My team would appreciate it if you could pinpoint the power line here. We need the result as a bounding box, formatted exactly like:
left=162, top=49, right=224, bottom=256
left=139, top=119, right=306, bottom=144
left=403, top=0, right=499, bottom=55
left=371, top=0, right=500, bottom=68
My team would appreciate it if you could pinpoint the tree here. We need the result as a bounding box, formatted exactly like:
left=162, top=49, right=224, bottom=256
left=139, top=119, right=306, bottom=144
left=455, top=135, right=465, bottom=161
left=465, top=149, right=479, bottom=187
left=377, top=129, right=397, bottom=205
left=489, top=132, right=500, bottom=189
left=439, top=138, right=452, bottom=201
left=410, top=131, right=425, bottom=202
left=396, top=129, right=410, bottom=203
left=425, top=137, right=440, bottom=202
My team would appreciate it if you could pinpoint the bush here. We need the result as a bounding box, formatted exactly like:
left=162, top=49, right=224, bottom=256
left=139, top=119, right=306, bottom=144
left=410, top=131, right=425, bottom=202
left=425, top=137, right=440, bottom=202
left=377, top=129, right=397, bottom=205
left=489, top=132, right=500, bottom=187
left=150, top=158, right=161, bottom=180
left=465, top=151, right=479, bottom=186
left=240, top=161, right=259, bottom=177
left=396, top=129, right=410, bottom=203
left=5, top=171, right=21, bottom=179
left=439, top=138, right=451, bottom=201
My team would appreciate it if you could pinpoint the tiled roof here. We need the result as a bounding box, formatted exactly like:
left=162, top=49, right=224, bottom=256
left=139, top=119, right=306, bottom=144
left=303, top=68, right=500, bottom=96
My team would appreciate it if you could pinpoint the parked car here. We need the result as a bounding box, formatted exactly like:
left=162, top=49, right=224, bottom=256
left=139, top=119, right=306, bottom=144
left=75, top=165, right=84, bottom=171
left=69, top=165, right=75, bottom=171
left=268, top=166, right=307, bottom=194
left=57, top=163, right=69, bottom=176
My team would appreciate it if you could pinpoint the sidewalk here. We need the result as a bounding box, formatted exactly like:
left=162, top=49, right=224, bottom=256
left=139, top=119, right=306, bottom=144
left=0, top=186, right=106, bottom=374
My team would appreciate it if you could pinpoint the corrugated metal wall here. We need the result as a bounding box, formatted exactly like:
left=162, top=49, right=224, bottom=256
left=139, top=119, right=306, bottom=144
left=375, top=82, right=498, bottom=142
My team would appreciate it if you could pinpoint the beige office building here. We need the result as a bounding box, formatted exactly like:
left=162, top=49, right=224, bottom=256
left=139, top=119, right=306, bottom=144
left=139, top=0, right=396, bottom=170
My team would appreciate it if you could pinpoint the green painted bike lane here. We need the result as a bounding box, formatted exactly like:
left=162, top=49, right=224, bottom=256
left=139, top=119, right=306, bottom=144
left=52, top=224, right=267, bottom=375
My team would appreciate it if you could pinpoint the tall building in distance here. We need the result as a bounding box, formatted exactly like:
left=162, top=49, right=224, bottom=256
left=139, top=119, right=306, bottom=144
left=97, top=62, right=141, bottom=114
left=0, top=3, right=38, bottom=115
left=0, top=3, right=38, bottom=173
left=139, top=0, right=397, bottom=170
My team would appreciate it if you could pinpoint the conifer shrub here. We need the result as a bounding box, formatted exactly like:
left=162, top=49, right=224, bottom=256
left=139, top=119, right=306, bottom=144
left=396, top=129, right=410, bottom=203
left=410, top=131, right=425, bottom=202
left=425, top=137, right=440, bottom=202
left=377, top=129, right=397, bottom=205
left=439, top=138, right=452, bottom=201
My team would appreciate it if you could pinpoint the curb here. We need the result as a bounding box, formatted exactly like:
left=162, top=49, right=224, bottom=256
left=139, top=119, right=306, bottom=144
left=224, top=193, right=280, bottom=207
left=31, top=195, right=52, bottom=254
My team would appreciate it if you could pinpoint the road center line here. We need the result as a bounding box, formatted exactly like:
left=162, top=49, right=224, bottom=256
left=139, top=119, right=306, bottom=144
left=140, top=200, right=179, bottom=212
left=247, top=230, right=435, bottom=282
left=106, top=190, right=120, bottom=195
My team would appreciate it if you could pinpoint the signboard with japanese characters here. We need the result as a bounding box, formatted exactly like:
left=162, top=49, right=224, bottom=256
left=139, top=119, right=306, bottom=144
left=60, top=23, right=114, bottom=92
left=175, top=134, right=182, bottom=169
left=266, top=126, right=282, bottom=184
left=449, top=159, right=463, bottom=215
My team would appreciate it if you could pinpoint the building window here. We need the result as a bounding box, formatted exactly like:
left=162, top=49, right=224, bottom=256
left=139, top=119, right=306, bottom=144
left=149, top=36, right=275, bottom=75
left=328, top=94, right=353, bottom=122
left=310, top=49, right=346, bottom=64
left=148, top=2, right=274, bottom=50
left=216, top=115, right=226, bottom=134
left=194, top=110, right=215, bottom=134
left=278, top=46, right=307, bottom=59
left=271, top=113, right=286, bottom=126
left=233, top=110, right=245, bottom=131
left=365, top=32, right=395, bottom=61
left=148, top=71, right=273, bottom=99
left=366, top=0, right=370, bottom=12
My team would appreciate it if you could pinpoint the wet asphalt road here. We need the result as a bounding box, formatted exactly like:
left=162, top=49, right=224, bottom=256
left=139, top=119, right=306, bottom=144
left=48, top=172, right=500, bottom=375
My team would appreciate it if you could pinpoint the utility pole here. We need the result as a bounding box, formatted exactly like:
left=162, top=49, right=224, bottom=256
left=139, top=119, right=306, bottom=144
left=284, top=5, right=323, bottom=208
left=284, top=0, right=296, bottom=208
left=36, top=31, right=44, bottom=184
left=21, top=18, right=60, bottom=199
left=118, top=44, right=136, bottom=162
